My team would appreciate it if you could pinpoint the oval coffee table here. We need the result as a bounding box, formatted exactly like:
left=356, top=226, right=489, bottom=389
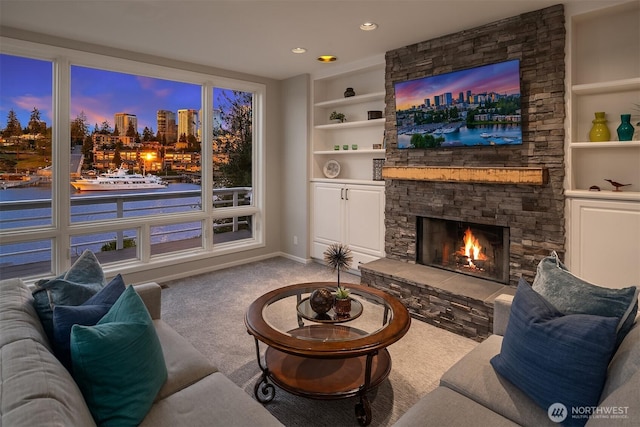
left=245, top=282, right=411, bottom=426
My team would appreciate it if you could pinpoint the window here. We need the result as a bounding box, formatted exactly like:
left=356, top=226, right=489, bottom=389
left=70, top=65, right=203, bottom=224
left=0, top=42, right=265, bottom=280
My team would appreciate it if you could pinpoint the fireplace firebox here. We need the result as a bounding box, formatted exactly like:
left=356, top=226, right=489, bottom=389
left=417, top=217, right=510, bottom=284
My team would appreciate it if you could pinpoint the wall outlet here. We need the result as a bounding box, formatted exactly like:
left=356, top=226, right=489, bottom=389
left=293, top=235, right=298, bottom=245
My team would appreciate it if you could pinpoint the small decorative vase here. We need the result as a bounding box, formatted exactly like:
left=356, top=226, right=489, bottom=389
left=334, top=298, right=352, bottom=316
left=589, top=112, right=610, bottom=142
left=344, top=87, right=355, bottom=98
left=309, top=288, right=335, bottom=314
left=616, top=114, right=635, bottom=141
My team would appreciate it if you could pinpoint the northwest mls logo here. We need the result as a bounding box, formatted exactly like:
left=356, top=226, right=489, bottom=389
left=548, top=402, right=568, bottom=423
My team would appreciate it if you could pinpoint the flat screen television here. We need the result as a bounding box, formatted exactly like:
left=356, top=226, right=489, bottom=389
left=394, top=59, right=521, bottom=149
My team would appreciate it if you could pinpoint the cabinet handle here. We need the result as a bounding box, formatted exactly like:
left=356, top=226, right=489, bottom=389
left=345, top=188, right=349, bottom=200
left=340, top=188, right=344, bottom=200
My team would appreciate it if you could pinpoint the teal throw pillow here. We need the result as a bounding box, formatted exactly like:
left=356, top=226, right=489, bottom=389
left=52, top=274, right=126, bottom=370
left=532, top=251, right=638, bottom=346
left=491, top=279, right=618, bottom=427
left=70, top=285, right=167, bottom=426
left=32, top=249, right=107, bottom=340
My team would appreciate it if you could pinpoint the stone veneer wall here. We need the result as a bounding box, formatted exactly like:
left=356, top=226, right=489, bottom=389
left=383, top=4, right=566, bottom=286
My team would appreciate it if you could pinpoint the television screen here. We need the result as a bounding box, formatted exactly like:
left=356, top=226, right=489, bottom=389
left=394, top=59, right=521, bottom=149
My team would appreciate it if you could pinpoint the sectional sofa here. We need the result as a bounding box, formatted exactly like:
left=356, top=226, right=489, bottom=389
left=0, top=277, right=283, bottom=426
left=394, top=293, right=639, bottom=426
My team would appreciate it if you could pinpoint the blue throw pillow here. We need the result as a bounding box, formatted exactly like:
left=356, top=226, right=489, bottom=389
left=70, top=285, right=167, bottom=426
left=52, top=274, right=126, bottom=370
left=32, top=250, right=107, bottom=340
left=532, top=251, right=638, bottom=346
left=491, top=279, right=618, bottom=427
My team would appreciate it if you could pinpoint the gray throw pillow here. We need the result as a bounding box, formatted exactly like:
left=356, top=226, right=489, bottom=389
left=532, top=251, right=638, bottom=347
left=32, top=250, right=107, bottom=340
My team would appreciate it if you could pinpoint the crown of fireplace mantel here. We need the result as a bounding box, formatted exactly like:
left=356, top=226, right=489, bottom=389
left=382, top=166, right=548, bottom=185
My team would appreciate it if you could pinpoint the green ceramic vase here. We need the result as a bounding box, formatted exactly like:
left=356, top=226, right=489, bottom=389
left=589, top=112, right=610, bottom=142
left=616, top=114, right=635, bottom=141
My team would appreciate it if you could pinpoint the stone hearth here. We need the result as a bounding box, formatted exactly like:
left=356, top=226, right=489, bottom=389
left=360, top=259, right=515, bottom=341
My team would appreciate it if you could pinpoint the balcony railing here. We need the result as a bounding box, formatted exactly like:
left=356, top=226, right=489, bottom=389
left=0, top=187, right=252, bottom=279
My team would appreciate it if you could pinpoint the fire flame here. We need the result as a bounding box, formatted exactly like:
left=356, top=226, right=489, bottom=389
left=459, top=228, right=487, bottom=261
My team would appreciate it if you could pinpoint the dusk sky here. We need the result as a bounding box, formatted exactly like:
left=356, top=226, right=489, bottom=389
left=0, top=53, right=236, bottom=133
left=394, top=60, right=520, bottom=111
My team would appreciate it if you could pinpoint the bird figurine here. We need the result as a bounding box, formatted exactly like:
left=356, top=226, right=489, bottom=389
left=604, top=179, right=631, bottom=192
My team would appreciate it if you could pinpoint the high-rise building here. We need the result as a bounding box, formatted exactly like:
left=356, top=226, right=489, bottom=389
left=157, top=110, right=177, bottom=143
left=177, top=109, right=200, bottom=141
left=114, top=113, right=137, bottom=136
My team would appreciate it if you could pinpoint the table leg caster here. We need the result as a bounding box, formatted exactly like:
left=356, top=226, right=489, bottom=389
left=355, top=395, right=372, bottom=426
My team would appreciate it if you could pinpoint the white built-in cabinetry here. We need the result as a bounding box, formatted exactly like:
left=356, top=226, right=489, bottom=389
left=566, top=1, right=640, bottom=288
left=310, top=57, right=386, bottom=269
left=311, top=182, right=385, bottom=267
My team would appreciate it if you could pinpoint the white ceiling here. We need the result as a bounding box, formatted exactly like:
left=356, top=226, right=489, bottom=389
left=1, top=0, right=585, bottom=80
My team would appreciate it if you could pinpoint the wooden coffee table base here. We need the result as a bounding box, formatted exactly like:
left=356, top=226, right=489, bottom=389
left=254, top=345, right=390, bottom=426
left=265, top=347, right=391, bottom=399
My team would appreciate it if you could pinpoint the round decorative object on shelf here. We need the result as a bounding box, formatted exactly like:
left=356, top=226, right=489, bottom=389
left=309, top=288, right=335, bottom=315
left=344, top=87, right=355, bottom=97
left=589, top=112, right=611, bottom=142
left=323, top=159, right=340, bottom=178
left=617, top=114, right=635, bottom=141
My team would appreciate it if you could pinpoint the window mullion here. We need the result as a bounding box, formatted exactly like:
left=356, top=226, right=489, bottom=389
left=52, top=56, right=72, bottom=274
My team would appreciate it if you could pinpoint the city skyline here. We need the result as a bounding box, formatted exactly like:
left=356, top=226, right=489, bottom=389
left=0, top=53, right=236, bottom=134
left=394, top=60, right=520, bottom=111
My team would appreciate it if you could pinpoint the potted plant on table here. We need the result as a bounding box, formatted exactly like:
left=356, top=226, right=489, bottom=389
left=324, top=243, right=353, bottom=316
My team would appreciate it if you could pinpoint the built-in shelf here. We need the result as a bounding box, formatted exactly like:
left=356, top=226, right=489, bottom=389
left=311, top=177, right=385, bottom=186
left=314, top=91, right=385, bottom=108
left=315, top=118, right=385, bottom=130
left=313, top=149, right=385, bottom=155
left=565, top=189, right=640, bottom=202
left=570, top=141, right=640, bottom=148
left=572, top=77, right=640, bottom=95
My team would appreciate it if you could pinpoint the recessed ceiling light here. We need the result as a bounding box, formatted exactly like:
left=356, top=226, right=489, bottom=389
left=360, top=22, right=378, bottom=31
left=291, top=47, right=307, bottom=54
left=317, top=55, right=337, bottom=63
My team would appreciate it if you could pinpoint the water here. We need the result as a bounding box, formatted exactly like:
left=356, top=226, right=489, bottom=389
left=397, top=124, right=522, bottom=149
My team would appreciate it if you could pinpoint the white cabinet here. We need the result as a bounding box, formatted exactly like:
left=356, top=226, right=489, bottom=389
left=569, top=198, right=640, bottom=288
left=566, top=1, right=640, bottom=284
left=311, top=182, right=385, bottom=269
left=311, top=57, right=386, bottom=182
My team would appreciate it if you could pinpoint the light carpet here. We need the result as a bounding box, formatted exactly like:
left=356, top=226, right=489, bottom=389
left=160, top=257, right=478, bottom=426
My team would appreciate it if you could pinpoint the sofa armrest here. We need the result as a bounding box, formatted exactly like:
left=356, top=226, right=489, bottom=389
left=133, top=282, right=162, bottom=320
left=493, top=294, right=514, bottom=336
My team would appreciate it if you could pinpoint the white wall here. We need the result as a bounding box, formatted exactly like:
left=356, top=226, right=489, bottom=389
left=279, top=74, right=311, bottom=262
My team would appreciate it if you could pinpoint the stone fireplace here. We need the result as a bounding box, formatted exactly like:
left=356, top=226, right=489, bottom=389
left=360, top=5, right=566, bottom=341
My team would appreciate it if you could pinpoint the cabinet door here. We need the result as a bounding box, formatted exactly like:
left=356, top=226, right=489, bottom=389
left=569, top=199, right=640, bottom=288
left=344, top=185, right=384, bottom=255
left=312, top=183, right=344, bottom=244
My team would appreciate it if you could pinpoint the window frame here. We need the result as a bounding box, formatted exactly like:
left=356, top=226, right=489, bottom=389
left=0, top=37, right=266, bottom=279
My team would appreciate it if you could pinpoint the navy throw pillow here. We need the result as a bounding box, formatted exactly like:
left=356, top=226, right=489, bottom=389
left=491, top=279, right=618, bottom=427
left=52, top=274, right=126, bottom=369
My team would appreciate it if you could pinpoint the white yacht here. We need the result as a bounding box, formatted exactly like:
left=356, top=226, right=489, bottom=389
left=71, top=167, right=167, bottom=191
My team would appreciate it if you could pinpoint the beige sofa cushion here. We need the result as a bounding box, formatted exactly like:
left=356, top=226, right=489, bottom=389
left=0, top=278, right=50, bottom=349
left=153, top=319, right=218, bottom=401
left=393, top=386, right=519, bottom=427
left=141, top=372, right=283, bottom=427
left=1, top=338, right=96, bottom=426
left=440, top=335, right=555, bottom=427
